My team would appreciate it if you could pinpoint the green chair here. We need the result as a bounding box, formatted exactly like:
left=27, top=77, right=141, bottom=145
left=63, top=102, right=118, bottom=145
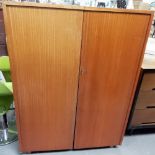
left=0, top=56, right=17, bottom=145
left=0, top=56, right=11, bottom=82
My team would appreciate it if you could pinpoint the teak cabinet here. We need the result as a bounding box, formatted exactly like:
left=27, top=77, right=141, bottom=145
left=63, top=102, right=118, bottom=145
left=3, top=2, right=153, bottom=152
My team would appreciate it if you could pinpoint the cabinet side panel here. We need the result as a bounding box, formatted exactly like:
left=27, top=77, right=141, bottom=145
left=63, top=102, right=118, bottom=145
left=4, top=6, right=83, bottom=152
left=75, top=11, right=151, bottom=148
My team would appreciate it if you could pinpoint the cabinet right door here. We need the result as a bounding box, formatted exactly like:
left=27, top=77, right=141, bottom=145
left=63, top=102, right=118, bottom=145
left=74, top=11, right=152, bottom=149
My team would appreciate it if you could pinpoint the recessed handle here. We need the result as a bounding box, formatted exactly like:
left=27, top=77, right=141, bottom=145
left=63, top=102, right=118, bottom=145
left=142, top=122, right=155, bottom=125
left=147, top=106, right=155, bottom=109
left=152, top=88, right=155, bottom=91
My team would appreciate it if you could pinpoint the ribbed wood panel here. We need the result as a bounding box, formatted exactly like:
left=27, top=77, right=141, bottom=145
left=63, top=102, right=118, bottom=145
left=74, top=11, right=152, bottom=149
left=4, top=6, right=83, bottom=152
left=3, top=2, right=153, bottom=152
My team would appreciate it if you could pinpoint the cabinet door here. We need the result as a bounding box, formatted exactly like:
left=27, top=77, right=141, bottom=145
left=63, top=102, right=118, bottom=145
left=4, top=6, right=83, bottom=152
left=74, top=11, right=151, bottom=149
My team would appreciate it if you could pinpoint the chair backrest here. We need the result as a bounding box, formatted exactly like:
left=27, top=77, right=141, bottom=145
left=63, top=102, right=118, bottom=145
left=0, top=56, right=11, bottom=82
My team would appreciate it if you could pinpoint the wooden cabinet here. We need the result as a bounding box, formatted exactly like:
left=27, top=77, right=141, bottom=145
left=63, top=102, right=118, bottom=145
left=3, top=2, right=153, bottom=152
left=130, top=70, right=155, bottom=128
left=128, top=48, right=155, bottom=131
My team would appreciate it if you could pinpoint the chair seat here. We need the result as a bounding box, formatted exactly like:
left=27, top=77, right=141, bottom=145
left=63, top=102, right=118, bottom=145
left=0, top=56, right=10, bottom=71
left=0, top=82, right=13, bottom=96
left=0, top=56, right=11, bottom=82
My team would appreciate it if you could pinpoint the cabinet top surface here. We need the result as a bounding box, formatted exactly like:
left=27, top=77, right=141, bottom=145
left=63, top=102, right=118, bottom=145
left=3, top=1, right=154, bottom=15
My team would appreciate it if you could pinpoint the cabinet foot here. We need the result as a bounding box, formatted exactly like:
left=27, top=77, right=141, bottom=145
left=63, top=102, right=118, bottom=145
left=110, top=145, right=117, bottom=148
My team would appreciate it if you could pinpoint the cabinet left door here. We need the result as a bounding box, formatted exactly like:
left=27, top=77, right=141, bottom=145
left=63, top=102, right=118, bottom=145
left=4, top=5, right=83, bottom=152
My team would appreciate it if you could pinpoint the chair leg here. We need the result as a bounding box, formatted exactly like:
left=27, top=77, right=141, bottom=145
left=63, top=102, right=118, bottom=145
left=1, top=114, right=8, bottom=142
left=2, top=114, right=8, bottom=129
left=0, top=113, right=18, bottom=145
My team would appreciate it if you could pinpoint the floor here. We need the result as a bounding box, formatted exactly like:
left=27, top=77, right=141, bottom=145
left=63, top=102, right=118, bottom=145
left=0, top=134, right=155, bottom=155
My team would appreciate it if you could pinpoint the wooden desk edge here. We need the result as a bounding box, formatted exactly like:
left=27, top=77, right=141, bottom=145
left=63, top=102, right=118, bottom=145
left=142, top=59, right=155, bottom=69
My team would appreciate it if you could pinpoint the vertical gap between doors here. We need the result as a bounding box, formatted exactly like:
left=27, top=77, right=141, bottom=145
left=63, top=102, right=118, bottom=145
left=72, top=10, right=85, bottom=149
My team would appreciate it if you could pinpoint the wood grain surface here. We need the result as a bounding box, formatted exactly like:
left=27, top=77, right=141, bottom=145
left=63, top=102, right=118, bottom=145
left=3, top=3, right=153, bottom=152
left=140, top=73, right=155, bottom=91
left=136, top=91, right=155, bottom=109
left=131, top=109, right=155, bottom=126
left=74, top=11, right=152, bottom=149
left=4, top=6, right=83, bottom=152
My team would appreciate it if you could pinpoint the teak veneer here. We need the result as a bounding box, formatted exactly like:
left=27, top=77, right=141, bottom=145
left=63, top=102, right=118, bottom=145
left=3, top=2, right=153, bottom=152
